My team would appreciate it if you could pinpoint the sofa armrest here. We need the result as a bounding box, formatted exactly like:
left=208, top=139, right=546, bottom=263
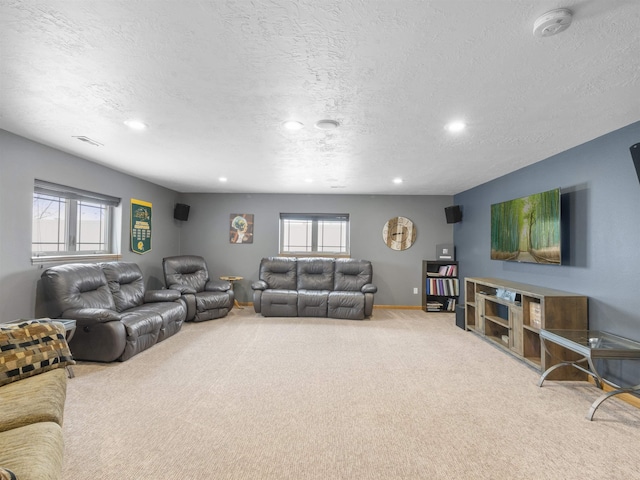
left=205, top=280, right=231, bottom=292
left=61, top=308, right=121, bottom=325
left=145, top=289, right=181, bottom=302
left=252, top=280, right=268, bottom=291
left=168, top=284, right=197, bottom=294
left=361, top=283, right=377, bottom=294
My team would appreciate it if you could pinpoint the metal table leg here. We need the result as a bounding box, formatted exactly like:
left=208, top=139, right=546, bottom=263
left=587, top=383, right=640, bottom=420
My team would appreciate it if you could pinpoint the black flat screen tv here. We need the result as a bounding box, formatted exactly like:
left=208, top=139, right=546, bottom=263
left=490, top=188, right=561, bottom=265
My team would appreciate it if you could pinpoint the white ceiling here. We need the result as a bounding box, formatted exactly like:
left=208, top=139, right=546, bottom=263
left=1, top=1, right=639, bottom=195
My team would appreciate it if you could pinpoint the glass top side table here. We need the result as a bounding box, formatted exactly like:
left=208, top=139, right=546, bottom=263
left=538, top=329, right=640, bottom=420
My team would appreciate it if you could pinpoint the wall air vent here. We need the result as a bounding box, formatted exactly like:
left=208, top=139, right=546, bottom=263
left=73, top=136, right=103, bottom=147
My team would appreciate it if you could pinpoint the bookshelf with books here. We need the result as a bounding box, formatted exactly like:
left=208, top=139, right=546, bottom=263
left=422, top=260, right=459, bottom=313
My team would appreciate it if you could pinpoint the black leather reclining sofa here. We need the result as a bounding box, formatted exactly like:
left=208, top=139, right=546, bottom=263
left=252, top=257, right=377, bottom=320
left=41, top=262, right=187, bottom=362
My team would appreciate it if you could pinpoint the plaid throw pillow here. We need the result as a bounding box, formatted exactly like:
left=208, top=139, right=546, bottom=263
left=0, top=321, right=75, bottom=387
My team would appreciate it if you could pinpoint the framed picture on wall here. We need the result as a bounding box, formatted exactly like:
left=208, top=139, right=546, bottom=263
left=229, top=214, right=254, bottom=244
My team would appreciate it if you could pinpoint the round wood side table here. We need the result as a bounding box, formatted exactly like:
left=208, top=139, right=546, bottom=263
left=220, top=276, right=244, bottom=309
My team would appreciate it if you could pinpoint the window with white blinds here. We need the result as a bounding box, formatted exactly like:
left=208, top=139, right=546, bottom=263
left=279, top=213, right=349, bottom=255
left=32, top=180, right=121, bottom=262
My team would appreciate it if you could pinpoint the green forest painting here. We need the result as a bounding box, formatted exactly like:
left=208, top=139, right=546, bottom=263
left=490, top=188, right=561, bottom=264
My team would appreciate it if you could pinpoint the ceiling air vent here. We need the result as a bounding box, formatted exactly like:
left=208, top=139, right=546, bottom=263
left=73, top=136, right=103, bottom=147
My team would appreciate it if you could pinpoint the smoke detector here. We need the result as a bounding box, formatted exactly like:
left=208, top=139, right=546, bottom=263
left=533, top=8, right=573, bottom=37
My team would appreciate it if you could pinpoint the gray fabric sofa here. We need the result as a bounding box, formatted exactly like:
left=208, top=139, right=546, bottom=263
left=252, top=257, right=377, bottom=319
left=162, top=255, right=234, bottom=322
left=41, top=262, right=187, bottom=362
left=0, top=321, right=72, bottom=480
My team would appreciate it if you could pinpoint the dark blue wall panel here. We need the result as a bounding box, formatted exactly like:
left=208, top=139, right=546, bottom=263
left=454, top=121, right=640, bottom=385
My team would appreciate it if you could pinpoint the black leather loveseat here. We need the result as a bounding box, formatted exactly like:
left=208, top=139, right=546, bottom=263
left=252, top=257, right=377, bottom=320
left=41, top=262, right=186, bottom=362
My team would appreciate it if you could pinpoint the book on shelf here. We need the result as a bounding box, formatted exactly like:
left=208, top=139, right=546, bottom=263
left=445, top=298, right=456, bottom=311
left=425, top=278, right=460, bottom=296
left=529, top=302, right=542, bottom=328
left=426, top=301, right=444, bottom=312
left=426, top=264, right=458, bottom=277
left=437, top=264, right=457, bottom=277
left=426, top=298, right=456, bottom=312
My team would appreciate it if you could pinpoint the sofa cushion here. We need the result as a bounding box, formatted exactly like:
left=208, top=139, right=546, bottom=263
left=126, top=302, right=186, bottom=342
left=41, top=263, right=115, bottom=317
left=261, top=289, right=298, bottom=317
left=0, top=368, right=67, bottom=433
left=0, top=422, right=63, bottom=480
left=260, top=257, right=297, bottom=290
left=334, top=259, right=373, bottom=291
left=297, top=258, right=334, bottom=290
left=101, top=262, right=146, bottom=311
left=298, top=290, right=329, bottom=317
left=0, top=322, right=75, bottom=387
left=195, top=291, right=231, bottom=311
left=163, top=255, right=210, bottom=292
left=118, top=311, right=162, bottom=361
left=328, top=291, right=366, bottom=320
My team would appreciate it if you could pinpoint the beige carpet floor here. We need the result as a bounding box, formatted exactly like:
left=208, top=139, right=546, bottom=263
left=62, top=309, right=640, bottom=479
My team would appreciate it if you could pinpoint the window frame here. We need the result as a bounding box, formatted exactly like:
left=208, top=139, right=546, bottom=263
left=31, top=180, right=122, bottom=265
left=279, top=213, right=350, bottom=257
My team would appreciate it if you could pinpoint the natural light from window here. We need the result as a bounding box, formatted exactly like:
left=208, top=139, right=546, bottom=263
left=280, top=214, right=349, bottom=255
left=32, top=180, right=120, bottom=261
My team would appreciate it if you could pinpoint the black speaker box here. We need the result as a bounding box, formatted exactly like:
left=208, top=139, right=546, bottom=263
left=445, top=205, right=462, bottom=224
left=631, top=143, right=640, bottom=184
left=174, top=203, right=190, bottom=221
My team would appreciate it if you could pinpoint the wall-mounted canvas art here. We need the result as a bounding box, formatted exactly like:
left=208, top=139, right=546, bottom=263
left=490, top=188, right=561, bottom=264
left=229, top=214, right=253, bottom=244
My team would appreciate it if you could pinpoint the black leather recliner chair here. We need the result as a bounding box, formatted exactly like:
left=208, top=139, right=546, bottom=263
left=162, top=255, right=234, bottom=322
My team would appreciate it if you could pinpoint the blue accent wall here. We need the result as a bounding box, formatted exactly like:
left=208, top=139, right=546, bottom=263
left=454, top=121, right=640, bottom=385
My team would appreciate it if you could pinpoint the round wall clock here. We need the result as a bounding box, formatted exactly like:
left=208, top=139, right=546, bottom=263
left=382, top=216, right=417, bottom=251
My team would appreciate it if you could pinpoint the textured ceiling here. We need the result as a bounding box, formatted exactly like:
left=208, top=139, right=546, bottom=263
left=1, top=1, right=639, bottom=195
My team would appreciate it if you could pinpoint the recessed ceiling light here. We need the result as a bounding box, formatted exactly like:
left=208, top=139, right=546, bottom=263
left=282, top=120, right=304, bottom=131
left=219, top=177, right=228, bottom=183
left=445, top=121, right=466, bottom=133
left=304, top=178, right=313, bottom=183
left=314, top=119, right=339, bottom=130
left=124, top=119, right=148, bottom=130
left=393, top=178, right=403, bottom=184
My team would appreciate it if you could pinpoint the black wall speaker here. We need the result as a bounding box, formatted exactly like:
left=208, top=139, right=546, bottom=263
left=174, top=203, right=190, bottom=221
left=631, top=143, right=640, bottom=184
left=445, top=205, right=462, bottom=224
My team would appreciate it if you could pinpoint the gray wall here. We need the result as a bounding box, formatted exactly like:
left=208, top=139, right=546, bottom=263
left=453, top=120, right=640, bottom=384
left=0, top=129, right=454, bottom=320
left=0, top=130, right=183, bottom=320
left=177, top=193, right=454, bottom=306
